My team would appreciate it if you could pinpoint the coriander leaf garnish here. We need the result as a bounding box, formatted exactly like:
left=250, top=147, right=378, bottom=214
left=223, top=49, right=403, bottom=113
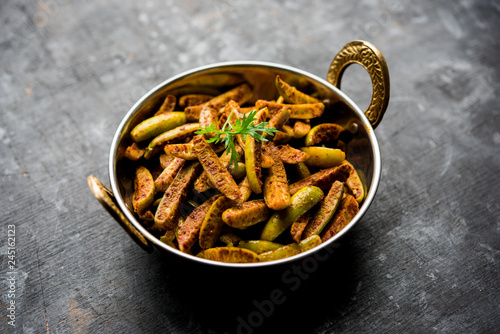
left=195, top=108, right=278, bottom=168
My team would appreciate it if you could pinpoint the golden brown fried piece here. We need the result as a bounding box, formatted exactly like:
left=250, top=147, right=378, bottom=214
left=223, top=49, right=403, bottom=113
left=164, top=141, right=198, bottom=160
left=288, top=161, right=351, bottom=195
left=199, top=106, right=219, bottom=138
left=272, top=125, right=294, bottom=144
left=290, top=211, right=312, bottom=243
left=131, top=112, right=187, bottom=142
left=153, top=161, right=202, bottom=232
left=154, top=95, right=177, bottom=116
left=255, top=100, right=324, bottom=119
left=304, top=123, right=344, bottom=146
left=178, top=94, right=214, bottom=108
left=244, top=135, right=263, bottom=194
left=144, top=123, right=200, bottom=159
left=192, top=135, right=241, bottom=201
left=177, top=195, right=221, bottom=252
left=132, top=166, right=155, bottom=213
left=261, top=153, right=274, bottom=168
left=194, top=145, right=243, bottom=193
left=267, top=107, right=291, bottom=131
left=154, top=157, right=185, bottom=192
left=263, top=144, right=291, bottom=211
left=275, top=145, right=310, bottom=164
left=222, top=200, right=270, bottom=229
left=321, top=194, right=359, bottom=242
left=343, top=161, right=366, bottom=204
left=293, top=120, right=311, bottom=139
left=199, top=196, right=232, bottom=249
left=302, top=180, right=344, bottom=239
left=197, top=247, right=260, bottom=263
left=159, top=152, right=175, bottom=169
left=275, top=75, right=320, bottom=104
left=184, top=83, right=253, bottom=121
left=124, top=142, right=145, bottom=161
left=238, top=177, right=253, bottom=203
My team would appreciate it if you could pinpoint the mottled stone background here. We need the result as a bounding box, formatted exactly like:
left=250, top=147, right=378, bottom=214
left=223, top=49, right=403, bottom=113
left=1, top=0, right=499, bottom=333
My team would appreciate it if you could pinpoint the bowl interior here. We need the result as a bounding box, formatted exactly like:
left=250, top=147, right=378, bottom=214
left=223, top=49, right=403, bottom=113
left=109, top=61, right=381, bottom=267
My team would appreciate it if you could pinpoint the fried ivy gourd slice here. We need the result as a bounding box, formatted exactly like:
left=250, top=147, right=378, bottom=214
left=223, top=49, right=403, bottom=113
left=154, top=157, right=185, bottom=192
left=302, top=181, right=344, bottom=239
left=275, top=75, right=320, bottom=104
left=263, top=144, right=291, bottom=211
left=222, top=199, right=270, bottom=229
left=300, top=146, right=345, bottom=168
left=260, top=186, right=324, bottom=241
left=304, top=123, right=344, bottom=147
left=144, top=123, right=200, bottom=159
left=192, top=135, right=242, bottom=202
left=321, top=195, right=359, bottom=242
left=177, top=195, right=221, bottom=253
left=255, top=100, right=325, bottom=119
left=197, top=247, right=260, bottom=263
left=184, top=83, right=253, bottom=121
left=259, top=235, right=322, bottom=262
left=237, top=240, right=283, bottom=254
left=153, top=161, right=202, bottom=232
left=244, top=134, right=263, bottom=194
left=199, top=196, right=233, bottom=249
left=132, top=166, right=155, bottom=213
left=131, top=112, right=187, bottom=142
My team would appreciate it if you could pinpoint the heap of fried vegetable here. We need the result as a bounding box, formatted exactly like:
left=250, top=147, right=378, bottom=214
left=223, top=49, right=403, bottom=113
left=125, top=75, right=365, bottom=263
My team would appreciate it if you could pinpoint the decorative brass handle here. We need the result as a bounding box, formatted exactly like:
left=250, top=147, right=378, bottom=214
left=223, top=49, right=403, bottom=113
left=87, top=175, right=154, bottom=253
left=327, top=40, right=390, bottom=129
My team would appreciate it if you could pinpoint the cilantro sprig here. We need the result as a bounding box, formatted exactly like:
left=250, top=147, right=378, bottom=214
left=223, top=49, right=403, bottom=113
left=195, top=109, right=278, bottom=168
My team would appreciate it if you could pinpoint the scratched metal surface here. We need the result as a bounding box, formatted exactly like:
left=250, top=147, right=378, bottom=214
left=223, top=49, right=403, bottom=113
left=1, top=0, right=499, bottom=333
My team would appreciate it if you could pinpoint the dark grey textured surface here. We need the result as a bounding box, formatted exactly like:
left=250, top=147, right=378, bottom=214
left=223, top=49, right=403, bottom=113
left=1, top=0, right=499, bottom=333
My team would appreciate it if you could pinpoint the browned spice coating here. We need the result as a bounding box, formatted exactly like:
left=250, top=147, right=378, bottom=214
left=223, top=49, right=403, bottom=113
left=153, top=161, right=202, bottom=231
left=288, top=161, right=351, bottom=195
left=177, top=195, right=221, bottom=252
left=275, top=144, right=310, bottom=164
left=159, top=153, right=175, bottom=169
left=199, top=196, right=232, bottom=249
left=154, top=94, right=176, bottom=115
left=222, top=199, right=270, bottom=229
left=290, top=211, right=312, bottom=243
left=178, top=94, right=213, bottom=108
left=306, top=123, right=344, bottom=146
left=199, top=106, right=219, bottom=138
left=197, top=247, right=260, bottom=263
left=192, top=135, right=241, bottom=201
left=154, top=157, right=186, bottom=192
left=263, top=144, right=291, bottom=210
left=132, top=166, right=155, bottom=213
left=237, top=177, right=253, bottom=203
left=184, top=83, right=252, bottom=121
left=293, top=120, right=311, bottom=138
left=321, top=194, right=359, bottom=242
left=124, top=142, right=145, bottom=161
left=255, top=100, right=325, bottom=119
left=194, top=145, right=243, bottom=193
left=245, top=135, right=263, bottom=194
left=302, top=180, right=344, bottom=239
left=164, top=142, right=197, bottom=160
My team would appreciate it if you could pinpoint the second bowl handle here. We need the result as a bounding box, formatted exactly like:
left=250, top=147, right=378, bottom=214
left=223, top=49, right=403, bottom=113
left=87, top=175, right=154, bottom=253
left=327, top=40, right=390, bottom=129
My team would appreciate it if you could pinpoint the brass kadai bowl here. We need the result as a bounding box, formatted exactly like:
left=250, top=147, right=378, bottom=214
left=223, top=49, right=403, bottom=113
left=88, top=40, right=390, bottom=268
